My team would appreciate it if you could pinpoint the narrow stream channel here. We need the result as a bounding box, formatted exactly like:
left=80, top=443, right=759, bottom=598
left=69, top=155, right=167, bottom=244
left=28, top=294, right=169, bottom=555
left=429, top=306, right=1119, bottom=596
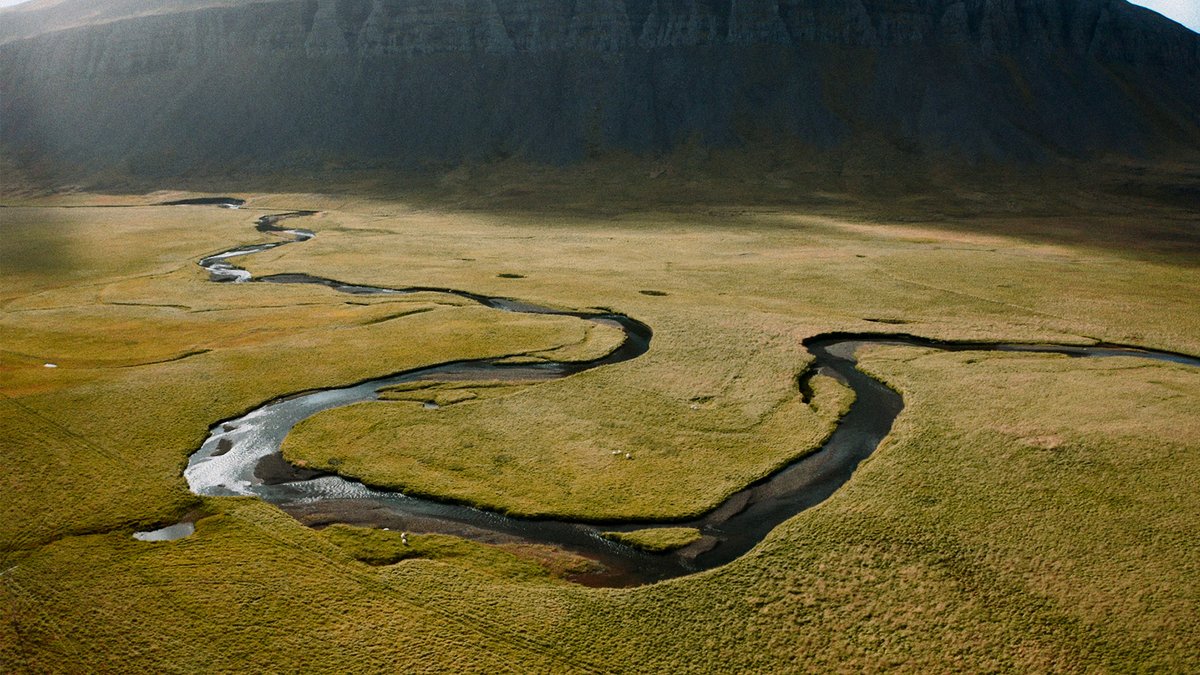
left=174, top=201, right=1200, bottom=586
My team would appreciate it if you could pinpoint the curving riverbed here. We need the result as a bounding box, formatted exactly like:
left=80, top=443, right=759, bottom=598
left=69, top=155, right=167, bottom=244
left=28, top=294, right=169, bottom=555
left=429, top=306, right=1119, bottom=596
left=177, top=203, right=1200, bottom=586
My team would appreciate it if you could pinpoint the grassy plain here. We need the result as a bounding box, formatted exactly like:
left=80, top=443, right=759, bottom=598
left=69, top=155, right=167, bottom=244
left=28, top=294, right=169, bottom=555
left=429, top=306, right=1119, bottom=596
left=0, top=205, right=633, bottom=553
left=1, top=181, right=1198, bottom=670
left=275, top=196, right=1198, bottom=519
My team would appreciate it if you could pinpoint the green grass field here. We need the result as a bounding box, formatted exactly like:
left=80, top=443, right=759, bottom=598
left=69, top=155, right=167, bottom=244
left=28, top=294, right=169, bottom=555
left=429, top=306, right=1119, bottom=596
left=1, top=180, right=1197, bottom=671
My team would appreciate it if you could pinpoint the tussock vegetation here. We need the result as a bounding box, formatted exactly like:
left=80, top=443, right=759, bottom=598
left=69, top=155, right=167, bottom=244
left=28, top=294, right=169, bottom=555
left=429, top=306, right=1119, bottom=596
left=2, top=191, right=1198, bottom=670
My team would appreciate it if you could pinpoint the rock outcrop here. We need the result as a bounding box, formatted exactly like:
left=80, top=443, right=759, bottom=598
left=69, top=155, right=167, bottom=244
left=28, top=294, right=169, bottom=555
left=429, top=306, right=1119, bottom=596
left=1, top=0, right=1197, bottom=177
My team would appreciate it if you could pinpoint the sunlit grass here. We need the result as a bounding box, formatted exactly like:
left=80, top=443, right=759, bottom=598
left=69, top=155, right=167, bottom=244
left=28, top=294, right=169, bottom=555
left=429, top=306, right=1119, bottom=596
left=1, top=191, right=1197, bottom=670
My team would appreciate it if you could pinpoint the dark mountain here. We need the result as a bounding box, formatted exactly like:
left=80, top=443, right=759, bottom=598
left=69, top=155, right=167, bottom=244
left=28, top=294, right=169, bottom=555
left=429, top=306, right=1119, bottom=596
left=1, top=0, right=1198, bottom=179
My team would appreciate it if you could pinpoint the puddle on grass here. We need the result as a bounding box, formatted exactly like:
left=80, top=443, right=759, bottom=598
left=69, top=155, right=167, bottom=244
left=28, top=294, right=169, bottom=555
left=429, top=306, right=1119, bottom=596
left=133, top=522, right=195, bottom=542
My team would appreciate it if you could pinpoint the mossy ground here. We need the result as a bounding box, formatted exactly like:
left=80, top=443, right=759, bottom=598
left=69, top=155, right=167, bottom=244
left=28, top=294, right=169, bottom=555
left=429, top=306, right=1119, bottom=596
left=1, top=183, right=1198, bottom=670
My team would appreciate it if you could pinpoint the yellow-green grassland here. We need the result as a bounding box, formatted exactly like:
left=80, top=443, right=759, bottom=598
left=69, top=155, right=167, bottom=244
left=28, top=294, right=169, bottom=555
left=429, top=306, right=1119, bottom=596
left=1, top=172, right=1198, bottom=671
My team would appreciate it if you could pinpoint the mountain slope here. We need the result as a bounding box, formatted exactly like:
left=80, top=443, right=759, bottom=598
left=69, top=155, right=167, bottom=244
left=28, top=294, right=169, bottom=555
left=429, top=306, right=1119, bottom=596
left=1, top=0, right=1198, bottom=178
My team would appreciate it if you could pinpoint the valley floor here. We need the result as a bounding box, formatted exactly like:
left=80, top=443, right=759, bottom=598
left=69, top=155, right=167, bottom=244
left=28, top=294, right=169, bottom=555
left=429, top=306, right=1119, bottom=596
left=1, top=185, right=1197, bottom=671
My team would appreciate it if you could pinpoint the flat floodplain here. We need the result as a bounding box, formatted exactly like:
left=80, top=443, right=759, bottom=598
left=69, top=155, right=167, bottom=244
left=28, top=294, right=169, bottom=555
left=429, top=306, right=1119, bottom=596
left=1, top=191, right=1198, bottom=670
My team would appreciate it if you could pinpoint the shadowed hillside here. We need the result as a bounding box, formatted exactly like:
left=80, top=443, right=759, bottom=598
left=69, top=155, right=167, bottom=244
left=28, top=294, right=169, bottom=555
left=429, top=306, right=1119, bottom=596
left=2, top=0, right=1198, bottom=180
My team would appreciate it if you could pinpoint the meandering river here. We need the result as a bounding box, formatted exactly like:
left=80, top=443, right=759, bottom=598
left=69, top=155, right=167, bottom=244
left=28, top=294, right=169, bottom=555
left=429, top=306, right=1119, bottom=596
left=174, top=202, right=1199, bottom=586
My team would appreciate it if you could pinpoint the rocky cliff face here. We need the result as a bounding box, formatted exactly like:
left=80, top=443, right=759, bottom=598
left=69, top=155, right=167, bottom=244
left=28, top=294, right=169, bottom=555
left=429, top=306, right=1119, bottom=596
left=2, top=0, right=1198, bottom=177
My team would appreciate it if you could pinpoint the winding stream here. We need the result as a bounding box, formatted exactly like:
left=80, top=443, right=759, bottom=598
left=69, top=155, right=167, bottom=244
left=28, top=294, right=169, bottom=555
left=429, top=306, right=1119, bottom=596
left=176, top=201, right=1200, bottom=586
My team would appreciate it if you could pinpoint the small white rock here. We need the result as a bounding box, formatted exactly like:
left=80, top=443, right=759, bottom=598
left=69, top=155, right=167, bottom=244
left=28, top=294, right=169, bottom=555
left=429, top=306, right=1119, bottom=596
left=43, top=363, right=57, bottom=368
left=625, top=453, right=633, bottom=460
